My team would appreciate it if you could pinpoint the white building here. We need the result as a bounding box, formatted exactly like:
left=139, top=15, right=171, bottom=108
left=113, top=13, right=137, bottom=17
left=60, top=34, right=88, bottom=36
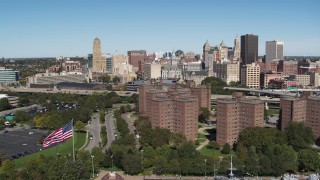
left=307, top=72, right=320, bottom=87
left=214, top=59, right=240, bottom=84
left=183, top=61, right=202, bottom=71
left=290, top=74, right=311, bottom=86
left=265, top=40, right=284, bottom=69
left=27, top=71, right=87, bottom=85
left=241, top=63, right=260, bottom=89
left=144, top=63, right=162, bottom=80
left=161, top=67, right=182, bottom=80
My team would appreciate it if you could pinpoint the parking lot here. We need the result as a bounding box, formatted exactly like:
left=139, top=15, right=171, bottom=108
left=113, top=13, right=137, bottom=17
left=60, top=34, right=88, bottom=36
left=0, top=128, right=47, bottom=159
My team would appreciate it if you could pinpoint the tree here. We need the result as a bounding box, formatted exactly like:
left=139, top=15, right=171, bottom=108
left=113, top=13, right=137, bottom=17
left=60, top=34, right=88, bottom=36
left=298, top=149, right=320, bottom=172
left=221, top=143, right=231, bottom=154
left=175, top=50, right=184, bottom=57
left=121, top=154, right=142, bottom=175
left=112, top=76, right=121, bottom=84
left=0, top=98, right=11, bottom=111
left=244, top=146, right=259, bottom=176
left=99, top=75, right=111, bottom=84
left=74, top=121, right=86, bottom=132
left=199, top=107, right=210, bottom=123
left=14, top=110, right=31, bottom=122
left=0, top=159, right=15, bottom=178
left=285, top=122, right=315, bottom=150
left=99, top=109, right=105, bottom=123
left=207, top=141, right=220, bottom=150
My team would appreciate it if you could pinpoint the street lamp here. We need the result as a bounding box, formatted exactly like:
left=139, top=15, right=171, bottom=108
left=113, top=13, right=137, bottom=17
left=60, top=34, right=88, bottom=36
left=91, top=155, right=95, bottom=178
left=140, top=147, right=145, bottom=179
left=204, top=159, right=207, bottom=178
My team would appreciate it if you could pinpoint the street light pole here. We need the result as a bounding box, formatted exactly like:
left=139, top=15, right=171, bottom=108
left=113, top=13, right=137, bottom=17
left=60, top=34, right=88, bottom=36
left=91, top=155, right=95, bottom=178
left=204, top=159, right=207, bottom=179
left=141, top=148, right=144, bottom=179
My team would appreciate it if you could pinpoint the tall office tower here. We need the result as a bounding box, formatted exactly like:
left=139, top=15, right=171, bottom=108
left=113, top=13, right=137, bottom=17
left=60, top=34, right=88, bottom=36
left=233, top=35, right=240, bottom=60
left=203, top=40, right=214, bottom=76
left=216, top=93, right=264, bottom=146
left=127, top=50, right=147, bottom=72
left=265, top=40, right=284, bottom=70
left=92, top=38, right=106, bottom=72
left=240, top=63, right=260, bottom=88
left=241, top=34, right=258, bottom=65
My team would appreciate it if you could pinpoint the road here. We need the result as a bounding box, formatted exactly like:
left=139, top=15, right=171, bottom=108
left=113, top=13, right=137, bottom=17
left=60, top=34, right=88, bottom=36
left=105, top=113, right=116, bottom=150
left=85, top=113, right=100, bottom=152
left=1, top=87, right=137, bottom=97
left=0, top=104, right=41, bottom=116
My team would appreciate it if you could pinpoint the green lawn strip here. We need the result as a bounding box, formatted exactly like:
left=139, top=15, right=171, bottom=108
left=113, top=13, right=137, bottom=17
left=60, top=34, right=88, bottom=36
left=14, top=132, right=86, bottom=169
left=199, top=145, right=234, bottom=158
left=197, top=138, right=206, bottom=143
left=267, top=109, right=279, bottom=115
left=197, top=133, right=207, bottom=139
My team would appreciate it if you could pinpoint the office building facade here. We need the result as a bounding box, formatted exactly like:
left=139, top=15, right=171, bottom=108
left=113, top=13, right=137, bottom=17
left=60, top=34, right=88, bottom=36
left=0, top=67, right=19, bottom=86
left=265, top=40, right=284, bottom=63
left=241, top=34, right=258, bottom=65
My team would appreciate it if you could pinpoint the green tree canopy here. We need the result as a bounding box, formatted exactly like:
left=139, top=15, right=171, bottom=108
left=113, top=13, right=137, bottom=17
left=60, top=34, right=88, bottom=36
left=0, top=98, right=11, bottom=111
left=285, top=122, right=315, bottom=150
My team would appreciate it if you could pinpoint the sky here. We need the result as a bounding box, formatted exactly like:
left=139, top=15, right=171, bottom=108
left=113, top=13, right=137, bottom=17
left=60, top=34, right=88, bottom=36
left=1, top=0, right=320, bottom=58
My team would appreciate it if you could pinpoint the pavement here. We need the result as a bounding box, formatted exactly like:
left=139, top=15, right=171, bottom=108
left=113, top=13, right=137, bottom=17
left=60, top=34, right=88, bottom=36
left=85, top=113, right=101, bottom=152
left=196, top=127, right=212, bottom=151
left=0, top=104, right=41, bottom=116
left=0, top=128, right=46, bottom=158
left=96, top=170, right=216, bottom=180
left=105, top=113, right=116, bottom=150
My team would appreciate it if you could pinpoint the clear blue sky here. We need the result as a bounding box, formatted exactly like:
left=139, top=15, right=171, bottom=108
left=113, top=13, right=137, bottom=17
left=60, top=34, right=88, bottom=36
left=1, top=0, right=319, bottom=58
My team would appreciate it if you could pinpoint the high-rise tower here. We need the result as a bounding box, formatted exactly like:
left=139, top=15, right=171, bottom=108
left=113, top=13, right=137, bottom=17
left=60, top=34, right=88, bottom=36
left=265, top=40, right=284, bottom=66
left=92, top=37, right=106, bottom=72
left=240, top=34, right=258, bottom=66
left=203, top=40, right=214, bottom=76
left=233, top=35, right=240, bottom=60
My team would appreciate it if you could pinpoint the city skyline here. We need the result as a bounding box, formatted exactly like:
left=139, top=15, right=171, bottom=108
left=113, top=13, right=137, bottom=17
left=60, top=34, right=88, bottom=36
left=1, top=0, right=320, bottom=57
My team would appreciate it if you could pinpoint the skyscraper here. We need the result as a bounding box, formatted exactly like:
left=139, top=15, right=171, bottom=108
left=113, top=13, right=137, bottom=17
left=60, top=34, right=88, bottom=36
left=265, top=40, right=284, bottom=66
left=203, top=40, right=214, bottom=76
left=241, top=34, right=258, bottom=65
left=233, top=35, right=240, bottom=60
left=92, top=37, right=106, bottom=72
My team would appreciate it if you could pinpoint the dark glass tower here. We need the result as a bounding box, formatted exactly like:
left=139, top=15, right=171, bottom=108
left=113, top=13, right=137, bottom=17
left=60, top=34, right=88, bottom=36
left=240, top=34, right=258, bottom=66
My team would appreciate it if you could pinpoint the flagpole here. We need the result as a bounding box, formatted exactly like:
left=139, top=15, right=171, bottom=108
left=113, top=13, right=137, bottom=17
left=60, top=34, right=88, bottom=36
left=72, top=119, right=75, bottom=162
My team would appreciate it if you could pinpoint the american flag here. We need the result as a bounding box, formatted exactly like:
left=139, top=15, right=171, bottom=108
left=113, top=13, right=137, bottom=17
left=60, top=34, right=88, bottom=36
left=43, top=121, right=73, bottom=148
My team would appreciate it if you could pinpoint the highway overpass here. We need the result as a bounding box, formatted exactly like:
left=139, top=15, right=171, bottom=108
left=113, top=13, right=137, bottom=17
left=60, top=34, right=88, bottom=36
left=0, top=87, right=137, bottom=97
left=223, top=87, right=320, bottom=96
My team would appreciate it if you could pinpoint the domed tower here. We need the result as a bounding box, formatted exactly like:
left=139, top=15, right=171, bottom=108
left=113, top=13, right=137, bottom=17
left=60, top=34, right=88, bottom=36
left=203, top=40, right=211, bottom=53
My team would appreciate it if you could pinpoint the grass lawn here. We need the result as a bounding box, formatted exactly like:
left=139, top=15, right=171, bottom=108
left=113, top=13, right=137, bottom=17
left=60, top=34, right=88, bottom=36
left=268, top=109, right=279, bottom=115
left=199, top=145, right=234, bottom=159
left=197, top=133, right=207, bottom=139
left=197, top=138, right=206, bottom=143
left=14, top=132, right=86, bottom=168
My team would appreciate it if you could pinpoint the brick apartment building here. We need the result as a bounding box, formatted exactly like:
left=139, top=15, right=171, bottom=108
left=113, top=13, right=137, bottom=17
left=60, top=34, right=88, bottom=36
left=280, top=92, right=320, bottom=139
left=138, top=84, right=211, bottom=140
left=216, top=92, right=264, bottom=146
